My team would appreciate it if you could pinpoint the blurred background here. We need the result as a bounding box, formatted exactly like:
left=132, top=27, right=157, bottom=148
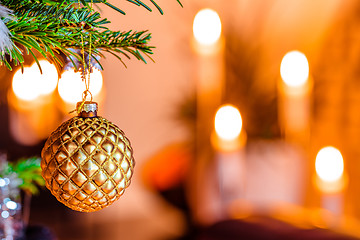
left=2, top=0, right=360, bottom=239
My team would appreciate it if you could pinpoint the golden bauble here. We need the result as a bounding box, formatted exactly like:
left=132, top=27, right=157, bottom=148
left=41, top=105, right=135, bottom=212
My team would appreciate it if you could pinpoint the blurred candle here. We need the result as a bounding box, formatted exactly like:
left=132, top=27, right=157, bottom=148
left=192, top=8, right=224, bottom=107
left=315, top=146, right=346, bottom=217
left=8, top=61, right=59, bottom=145
left=212, top=104, right=247, bottom=218
left=190, top=8, right=225, bottom=225
left=279, top=50, right=311, bottom=144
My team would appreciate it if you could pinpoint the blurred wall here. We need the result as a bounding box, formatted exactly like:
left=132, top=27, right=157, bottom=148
left=92, top=0, right=194, bottom=222
left=92, top=0, right=352, bottom=220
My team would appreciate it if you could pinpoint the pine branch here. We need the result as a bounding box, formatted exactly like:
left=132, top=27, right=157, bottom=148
left=55, top=0, right=184, bottom=15
left=0, top=0, right=182, bottom=72
left=3, top=1, right=110, bottom=29
left=4, top=0, right=183, bottom=15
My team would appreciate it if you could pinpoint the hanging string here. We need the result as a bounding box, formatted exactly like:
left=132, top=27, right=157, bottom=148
left=72, top=0, right=94, bottom=114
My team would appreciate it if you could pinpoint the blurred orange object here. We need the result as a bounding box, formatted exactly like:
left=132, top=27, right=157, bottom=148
left=142, top=143, right=192, bottom=191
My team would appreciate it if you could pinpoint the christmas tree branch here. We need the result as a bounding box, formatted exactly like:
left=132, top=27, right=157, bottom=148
left=39, top=0, right=183, bottom=15
left=0, top=0, right=182, bottom=72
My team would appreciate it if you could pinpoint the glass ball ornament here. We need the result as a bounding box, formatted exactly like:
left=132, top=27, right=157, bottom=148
left=41, top=102, right=135, bottom=212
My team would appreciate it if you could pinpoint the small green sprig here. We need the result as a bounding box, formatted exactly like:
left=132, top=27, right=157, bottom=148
left=1, top=157, right=45, bottom=195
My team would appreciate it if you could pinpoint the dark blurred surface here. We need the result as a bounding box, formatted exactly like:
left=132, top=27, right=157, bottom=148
left=23, top=225, right=56, bottom=240
left=196, top=217, right=359, bottom=240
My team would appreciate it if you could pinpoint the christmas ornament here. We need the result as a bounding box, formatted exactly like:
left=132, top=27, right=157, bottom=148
left=41, top=101, right=135, bottom=212
left=0, top=4, right=13, bottom=53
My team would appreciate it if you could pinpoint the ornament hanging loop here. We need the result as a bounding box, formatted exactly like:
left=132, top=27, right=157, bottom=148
left=82, top=89, right=93, bottom=102
left=69, top=89, right=94, bottom=115
left=75, top=89, right=93, bottom=114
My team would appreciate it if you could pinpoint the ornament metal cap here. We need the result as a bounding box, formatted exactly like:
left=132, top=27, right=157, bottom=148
left=77, top=101, right=98, bottom=118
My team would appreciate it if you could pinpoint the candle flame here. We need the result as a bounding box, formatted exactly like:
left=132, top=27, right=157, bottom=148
left=12, top=60, right=58, bottom=101
left=315, top=146, right=344, bottom=183
left=193, top=8, right=222, bottom=46
left=215, top=104, right=242, bottom=141
left=280, top=50, right=309, bottom=88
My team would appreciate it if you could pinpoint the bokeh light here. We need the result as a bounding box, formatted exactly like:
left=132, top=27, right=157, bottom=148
left=1, top=211, right=9, bottom=219
left=58, top=68, right=103, bottom=104
left=315, top=146, right=344, bottom=182
left=280, top=50, right=309, bottom=87
left=12, top=60, right=58, bottom=101
left=193, top=8, right=222, bottom=46
left=12, top=67, right=41, bottom=101
left=5, top=200, right=17, bottom=210
left=35, top=60, right=58, bottom=95
left=215, top=104, right=242, bottom=141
